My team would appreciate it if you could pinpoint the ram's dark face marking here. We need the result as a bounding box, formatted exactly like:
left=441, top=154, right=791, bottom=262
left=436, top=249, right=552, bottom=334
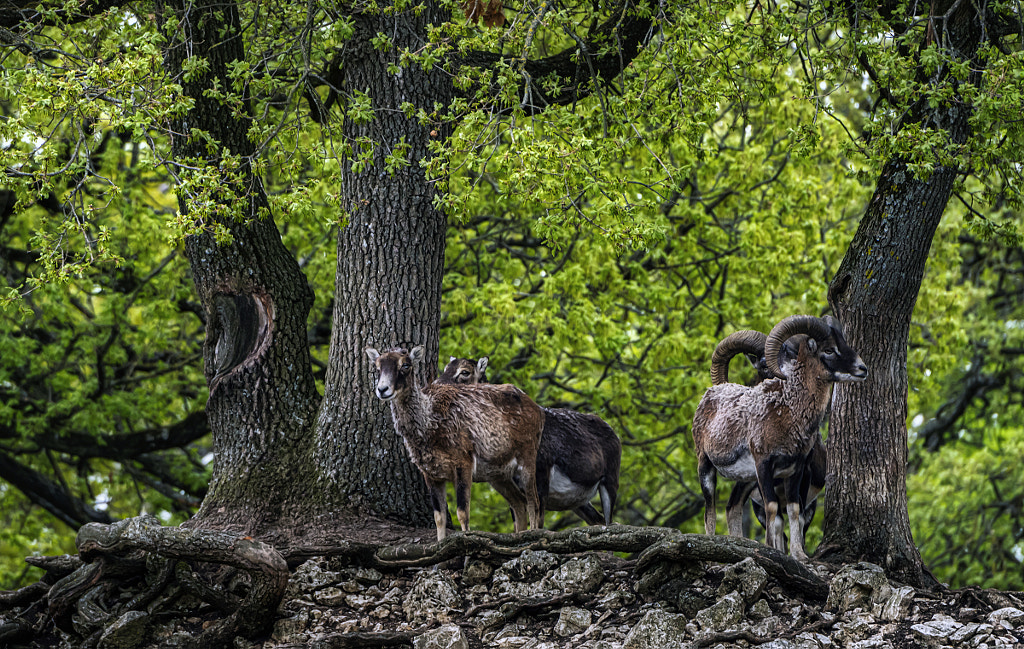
left=438, top=357, right=478, bottom=384
left=819, top=325, right=868, bottom=383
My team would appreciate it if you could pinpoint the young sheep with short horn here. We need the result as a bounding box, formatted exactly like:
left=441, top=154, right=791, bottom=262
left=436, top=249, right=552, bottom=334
left=366, top=346, right=545, bottom=541
left=693, top=315, right=867, bottom=560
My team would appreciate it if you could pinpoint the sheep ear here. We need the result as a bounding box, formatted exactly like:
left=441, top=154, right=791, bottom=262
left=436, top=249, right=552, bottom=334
left=365, top=347, right=380, bottom=362
left=449, top=356, right=456, bottom=363
left=807, top=338, right=818, bottom=354
left=477, top=357, right=489, bottom=373
left=410, top=345, right=426, bottom=362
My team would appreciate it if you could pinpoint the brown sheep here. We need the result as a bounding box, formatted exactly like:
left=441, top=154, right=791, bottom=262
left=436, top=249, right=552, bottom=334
left=366, top=346, right=544, bottom=541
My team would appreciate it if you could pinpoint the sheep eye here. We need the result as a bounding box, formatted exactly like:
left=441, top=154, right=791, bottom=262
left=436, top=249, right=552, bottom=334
left=401, top=363, right=411, bottom=371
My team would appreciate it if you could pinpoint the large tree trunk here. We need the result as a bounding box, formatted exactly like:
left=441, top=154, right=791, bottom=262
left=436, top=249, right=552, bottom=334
left=158, top=0, right=324, bottom=535
left=314, top=8, right=454, bottom=528
left=823, top=158, right=951, bottom=587
left=161, top=0, right=450, bottom=536
left=822, top=2, right=984, bottom=588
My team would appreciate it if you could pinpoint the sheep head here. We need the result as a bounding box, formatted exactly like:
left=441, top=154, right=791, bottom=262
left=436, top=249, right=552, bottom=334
left=438, top=356, right=488, bottom=384
left=365, top=345, right=426, bottom=401
left=710, top=330, right=775, bottom=385
left=763, top=315, right=868, bottom=383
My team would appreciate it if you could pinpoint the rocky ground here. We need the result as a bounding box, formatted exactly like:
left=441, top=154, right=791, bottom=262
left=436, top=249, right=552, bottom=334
left=264, top=553, right=1024, bottom=649
left=1, top=523, right=1022, bottom=649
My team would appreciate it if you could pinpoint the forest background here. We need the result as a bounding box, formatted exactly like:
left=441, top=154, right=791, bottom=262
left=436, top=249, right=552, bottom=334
left=0, top=0, right=1023, bottom=593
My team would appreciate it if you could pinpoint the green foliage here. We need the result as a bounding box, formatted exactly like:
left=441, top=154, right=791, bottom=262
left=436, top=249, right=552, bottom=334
left=909, top=429, right=1024, bottom=591
left=1, top=0, right=1023, bottom=591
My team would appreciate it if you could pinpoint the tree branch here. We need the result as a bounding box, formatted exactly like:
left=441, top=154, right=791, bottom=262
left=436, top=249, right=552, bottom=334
left=0, top=450, right=112, bottom=528
left=33, top=410, right=209, bottom=460
left=462, top=0, right=657, bottom=112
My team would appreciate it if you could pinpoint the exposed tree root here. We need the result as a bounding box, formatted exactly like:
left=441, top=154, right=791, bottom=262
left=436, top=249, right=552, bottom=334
left=73, top=514, right=288, bottom=649
left=280, top=630, right=421, bottom=647
left=478, top=591, right=580, bottom=634
left=2, top=522, right=837, bottom=647
left=374, top=525, right=676, bottom=567
left=692, top=628, right=772, bottom=647
left=0, top=582, right=47, bottom=607
left=372, top=526, right=829, bottom=600
left=637, top=533, right=830, bottom=600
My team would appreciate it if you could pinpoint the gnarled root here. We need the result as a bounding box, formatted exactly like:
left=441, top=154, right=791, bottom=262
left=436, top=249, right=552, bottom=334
left=637, top=532, right=829, bottom=600
left=65, top=514, right=288, bottom=649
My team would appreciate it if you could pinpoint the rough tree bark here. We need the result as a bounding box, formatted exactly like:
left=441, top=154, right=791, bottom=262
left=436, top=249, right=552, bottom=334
left=821, top=2, right=985, bottom=587
left=312, top=9, right=454, bottom=528
left=156, top=0, right=326, bottom=536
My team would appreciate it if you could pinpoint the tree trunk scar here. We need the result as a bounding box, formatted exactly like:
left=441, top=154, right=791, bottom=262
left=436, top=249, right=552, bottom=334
left=210, top=291, right=275, bottom=390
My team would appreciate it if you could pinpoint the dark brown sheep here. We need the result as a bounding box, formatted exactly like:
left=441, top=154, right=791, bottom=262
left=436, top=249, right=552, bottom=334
left=710, top=329, right=827, bottom=547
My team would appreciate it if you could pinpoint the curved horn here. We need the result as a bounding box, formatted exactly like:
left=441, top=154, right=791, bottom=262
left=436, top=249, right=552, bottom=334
left=764, top=315, right=832, bottom=379
left=710, top=330, right=768, bottom=385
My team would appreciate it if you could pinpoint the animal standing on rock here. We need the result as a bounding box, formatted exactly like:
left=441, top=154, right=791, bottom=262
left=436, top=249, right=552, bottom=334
left=710, top=330, right=827, bottom=549
left=438, top=356, right=621, bottom=526
left=693, top=315, right=868, bottom=560
left=366, top=346, right=545, bottom=541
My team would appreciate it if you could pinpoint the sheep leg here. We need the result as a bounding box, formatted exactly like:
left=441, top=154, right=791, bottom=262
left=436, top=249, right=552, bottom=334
left=425, top=478, right=449, bottom=542
left=575, top=503, right=604, bottom=525
left=698, top=453, right=718, bottom=535
left=490, top=477, right=530, bottom=532
left=455, top=465, right=472, bottom=533
left=725, top=481, right=757, bottom=537
left=518, top=462, right=542, bottom=530
left=785, top=469, right=809, bottom=560
left=755, top=457, right=784, bottom=552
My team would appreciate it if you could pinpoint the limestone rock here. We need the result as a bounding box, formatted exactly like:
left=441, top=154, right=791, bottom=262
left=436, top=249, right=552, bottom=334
left=847, top=635, right=893, bottom=649
left=402, top=571, right=461, bottom=625
left=492, top=551, right=560, bottom=599
left=549, top=555, right=604, bottom=594
left=749, top=598, right=773, bottom=621
left=414, top=624, right=469, bottom=649
left=695, top=590, right=745, bottom=632
left=676, top=590, right=712, bottom=617
left=313, top=587, right=348, bottom=607
left=353, top=568, right=383, bottom=584
left=463, top=560, right=494, bottom=586
left=554, top=607, right=592, bottom=637
left=826, top=562, right=892, bottom=614
left=718, top=557, right=768, bottom=605
left=271, top=611, right=309, bottom=643
left=987, top=607, right=1024, bottom=629
left=285, top=559, right=339, bottom=600
left=501, top=550, right=559, bottom=581
left=911, top=622, right=955, bottom=645
left=621, top=610, right=688, bottom=649
left=873, top=585, right=914, bottom=622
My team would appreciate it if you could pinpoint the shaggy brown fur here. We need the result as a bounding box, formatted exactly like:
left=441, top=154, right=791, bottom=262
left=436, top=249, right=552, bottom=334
left=438, top=357, right=621, bottom=526
left=693, top=316, right=867, bottom=561
left=710, top=331, right=827, bottom=547
left=367, top=346, right=544, bottom=541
